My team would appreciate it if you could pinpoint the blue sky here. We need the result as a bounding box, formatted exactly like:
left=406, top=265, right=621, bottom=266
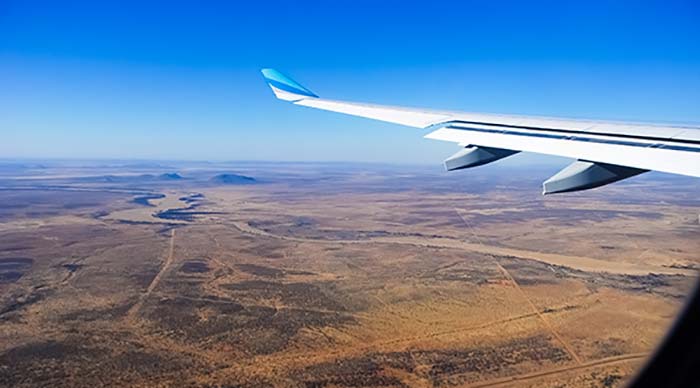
left=1, top=1, right=699, bottom=164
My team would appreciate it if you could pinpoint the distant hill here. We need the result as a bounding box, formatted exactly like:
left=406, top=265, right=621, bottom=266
left=210, top=173, right=256, bottom=185
left=157, top=173, right=183, bottom=180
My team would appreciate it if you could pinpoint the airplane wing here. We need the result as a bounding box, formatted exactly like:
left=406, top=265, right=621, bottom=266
left=261, top=69, right=700, bottom=194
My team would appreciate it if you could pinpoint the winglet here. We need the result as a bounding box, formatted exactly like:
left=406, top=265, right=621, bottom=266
left=261, top=68, right=318, bottom=101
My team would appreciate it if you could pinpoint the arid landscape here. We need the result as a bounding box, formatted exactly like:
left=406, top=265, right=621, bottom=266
left=0, top=160, right=698, bottom=387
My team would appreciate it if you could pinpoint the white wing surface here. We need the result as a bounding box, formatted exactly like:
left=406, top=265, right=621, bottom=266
left=261, top=69, right=700, bottom=194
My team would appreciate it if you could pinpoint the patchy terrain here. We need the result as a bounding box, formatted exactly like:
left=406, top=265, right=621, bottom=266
left=0, top=160, right=698, bottom=387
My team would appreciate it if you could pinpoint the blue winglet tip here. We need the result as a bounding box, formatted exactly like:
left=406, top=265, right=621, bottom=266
left=260, top=68, right=318, bottom=99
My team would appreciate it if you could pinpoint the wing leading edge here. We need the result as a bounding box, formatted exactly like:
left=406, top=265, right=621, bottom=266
left=261, top=69, right=700, bottom=194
